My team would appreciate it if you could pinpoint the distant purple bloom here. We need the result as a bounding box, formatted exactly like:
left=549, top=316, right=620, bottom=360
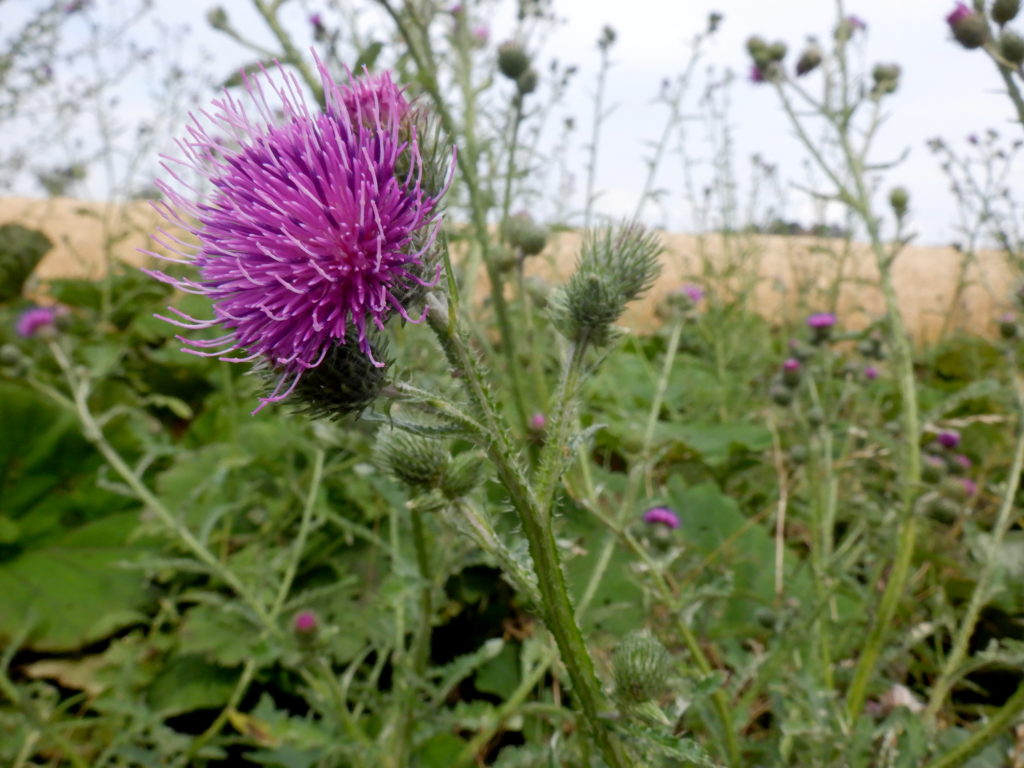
left=16, top=306, right=59, bottom=338
left=310, top=13, right=324, bottom=28
left=145, top=60, right=451, bottom=413
left=807, top=312, right=837, bottom=328
left=64, top=0, right=90, bottom=13
left=954, top=454, right=972, bottom=469
left=643, top=506, right=680, bottom=529
left=967, top=133, right=979, bottom=145
left=530, top=412, right=547, bottom=431
left=847, top=15, right=867, bottom=30
left=749, top=64, right=765, bottom=83
left=472, top=25, right=490, bottom=45
left=936, top=430, right=961, bottom=449
left=864, top=365, right=878, bottom=380
left=294, top=610, right=318, bottom=634
left=782, top=358, right=801, bottom=372
left=961, top=477, right=978, bottom=497
left=680, top=283, right=704, bottom=303
left=946, top=2, right=972, bottom=26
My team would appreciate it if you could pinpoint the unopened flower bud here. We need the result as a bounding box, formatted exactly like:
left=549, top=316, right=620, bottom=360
left=1000, top=30, right=1024, bottom=64
left=923, top=494, right=961, bottom=524
left=993, top=0, right=1022, bottom=25
left=770, top=384, right=794, bottom=406
left=947, top=3, right=989, bottom=49
left=293, top=610, right=318, bottom=637
left=782, top=358, right=802, bottom=387
left=746, top=35, right=769, bottom=63
left=516, top=68, right=539, bottom=95
left=789, top=444, right=808, bottom=464
left=767, top=41, right=788, bottom=62
left=796, top=43, right=823, bottom=76
left=922, top=454, right=947, bottom=483
left=999, top=312, right=1019, bottom=339
left=441, top=451, right=485, bottom=500
left=206, top=6, right=229, bottom=30
left=374, top=428, right=449, bottom=491
left=870, top=63, right=901, bottom=97
left=498, top=41, right=530, bottom=80
left=807, top=406, right=825, bottom=428
left=612, top=630, right=671, bottom=703
left=889, top=186, right=910, bottom=218
left=502, top=212, right=548, bottom=255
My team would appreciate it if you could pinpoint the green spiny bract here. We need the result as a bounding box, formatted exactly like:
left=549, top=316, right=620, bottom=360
left=993, top=0, right=1022, bottom=25
left=374, top=428, right=450, bottom=492
left=999, top=30, right=1024, bottom=64
left=795, top=43, right=823, bottom=76
left=266, top=330, right=391, bottom=421
left=440, top=451, right=486, bottom=500
left=612, top=630, right=671, bottom=704
left=553, top=223, right=662, bottom=347
left=502, top=212, right=549, bottom=256
left=889, top=186, right=910, bottom=218
left=497, top=41, right=530, bottom=80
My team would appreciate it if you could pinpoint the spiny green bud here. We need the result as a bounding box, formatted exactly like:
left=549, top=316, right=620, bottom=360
left=553, top=222, right=662, bottom=347
left=206, top=6, right=229, bottom=31
left=870, top=63, right=901, bottom=98
left=948, top=7, right=989, bottom=50
left=374, top=429, right=449, bottom=492
left=889, top=186, right=910, bottom=218
left=789, top=444, right=808, bottom=464
left=502, top=213, right=549, bottom=255
left=263, top=331, right=390, bottom=421
left=807, top=406, right=825, bottom=428
left=441, top=451, right=485, bottom=500
left=795, top=43, right=823, bottom=76
left=993, top=0, right=1022, bottom=25
left=999, top=30, right=1024, bottom=64
left=770, top=384, right=794, bottom=406
left=767, top=41, right=788, bottom=62
left=999, top=312, right=1019, bottom=339
left=922, top=454, right=947, bottom=483
left=516, top=68, right=539, bottom=96
left=612, top=630, right=671, bottom=704
left=497, top=41, right=530, bottom=81
left=923, top=494, right=961, bottom=524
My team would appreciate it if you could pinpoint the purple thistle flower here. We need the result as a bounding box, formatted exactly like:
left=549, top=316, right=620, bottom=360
left=961, top=477, right=978, bottom=497
left=643, top=506, right=680, bottom=529
left=472, top=25, right=490, bottom=45
left=782, top=358, right=801, bottom=372
left=310, top=13, right=324, bottom=29
left=954, top=453, right=972, bottom=469
left=16, top=306, right=59, bottom=338
left=144, top=59, right=452, bottom=413
left=806, top=312, right=837, bottom=328
left=749, top=64, right=766, bottom=83
left=946, top=2, right=972, bottom=26
left=294, top=610, right=318, bottom=634
left=680, top=283, right=704, bottom=303
left=936, top=430, right=961, bottom=449
left=530, top=411, right=547, bottom=431
left=847, top=15, right=867, bottom=30
left=864, top=365, right=878, bottom=380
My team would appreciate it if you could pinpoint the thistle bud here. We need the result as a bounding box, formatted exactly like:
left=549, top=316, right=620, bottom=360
left=612, top=630, right=671, bottom=704
left=782, top=358, right=802, bottom=387
left=767, top=41, right=788, bottom=62
left=746, top=35, right=769, bottom=62
left=268, top=330, right=391, bottom=420
left=795, top=43, right=822, bottom=76
left=923, top=494, right=961, bottom=524
left=516, top=68, right=539, bottom=96
left=502, top=212, right=548, bottom=255
left=999, top=30, right=1024, bottom=64
left=993, top=0, right=1022, bottom=25
left=206, top=6, right=229, bottom=31
left=922, top=454, right=947, bottom=483
left=789, top=444, right=808, bottom=464
left=889, top=186, right=910, bottom=219
left=441, top=451, right=485, bottom=500
left=374, top=429, right=449, bottom=492
left=293, top=610, right=318, bottom=638
left=770, top=384, right=794, bottom=406
left=999, top=312, right=1019, bottom=339
left=947, top=3, right=989, bottom=49
left=806, top=406, right=825, bottom=428
left=553, top=223, right=662, bottom=347
left=498, top=41, right=530, bottom=80
left=870, top=63, right=901, bottom=98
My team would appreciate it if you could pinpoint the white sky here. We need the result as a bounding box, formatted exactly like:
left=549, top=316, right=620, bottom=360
left=8, top=0, right=1021, bottom=245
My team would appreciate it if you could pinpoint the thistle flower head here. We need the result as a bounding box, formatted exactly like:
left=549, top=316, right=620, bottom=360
left=144, top=58, right=452, bottom=413
left=946, top=2, right=972, bottom=26
left=643, top=506, right=679, bottom=529
left=16, top=306, right=60, bottom=338
left=782, top=357, right=801, bottom=372
left=864, top=365, right=879, bottom=380
left=936, top=430, right=961, bottom=449
left=680, top=283, right=704, bottom=303
left=807, top=312, right=837, bottom=328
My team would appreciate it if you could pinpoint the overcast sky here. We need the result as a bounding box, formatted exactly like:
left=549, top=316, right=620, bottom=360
left=11, top=0, right=1022, bottom=245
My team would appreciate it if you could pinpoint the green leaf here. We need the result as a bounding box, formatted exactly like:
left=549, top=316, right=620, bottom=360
left=147, top=655, right=238, bottom=716
left=0, top=513, right=152, bottom=651
left=659, top=421, right=771, bottom=467
left=475, top=641, right=520, bottom=698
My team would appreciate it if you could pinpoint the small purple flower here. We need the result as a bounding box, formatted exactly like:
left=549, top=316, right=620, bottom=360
left=847, top=15, right=867, bottom=30
left=680, top=283, right=704, bottom=303
left=294, top=610, right=318, bottom=634
left=936, top=430, right=961, bottom=449
left=749, top=64, right=765, bottom=83
left=946, top=2, right=972, bottom=26
left=954, top=454, right=972, bottom=470
left=961, top=477, right=978, bottom=497
left=145, top=59, right=452, bottom=413
left=806, top=312, right=837, bottom=329
left=16, top=306, right=59, bottom=338
left=471, top=25, right=490, bottom=45
left=643, top=506, right=680, bottom=529
left=783, top=358, right=801, bottom=372
left=967, top=133, right=979, bottom=145
left=530, top=412, right=547, bottom=431
left=310, top=13, right=324, bottom=29
left=864, top=365, right=878, bottom=380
